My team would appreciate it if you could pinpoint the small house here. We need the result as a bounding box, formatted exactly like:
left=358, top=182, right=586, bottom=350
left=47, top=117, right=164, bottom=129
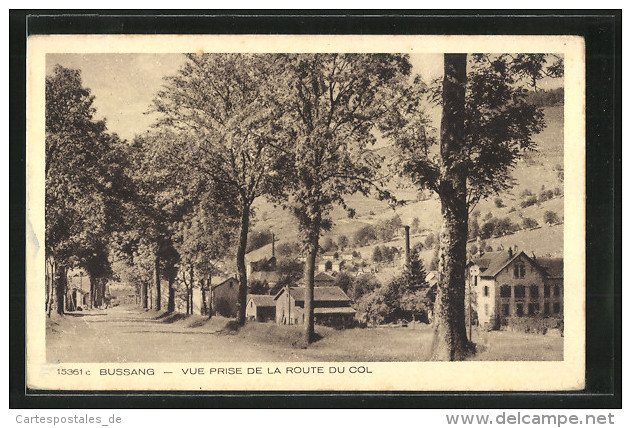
left=211, top=276, right=239, bottom=317
left=274, top=286, right=356, bottom=328
left=246, top=294, right=276, bottom=322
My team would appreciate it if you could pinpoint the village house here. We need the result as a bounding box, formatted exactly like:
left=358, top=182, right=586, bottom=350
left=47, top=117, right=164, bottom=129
left=245, top=294, right=276, bottom=322
left=210, top=276, right=239, bottom=317
left=274, top=286, right=356, bottom=328
left=314, top=271, right=335, bottom=287
left=468, top=247, right=564, bottom=329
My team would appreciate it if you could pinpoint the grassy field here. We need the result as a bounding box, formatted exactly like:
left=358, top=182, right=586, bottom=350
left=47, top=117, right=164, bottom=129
left=46, top=306, right=563, bottom=363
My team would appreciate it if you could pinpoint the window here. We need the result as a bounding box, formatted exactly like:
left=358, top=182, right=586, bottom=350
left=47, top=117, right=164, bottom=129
left=530, top=285, right=539, bottom=298
left=516, top=303, right=524, bottom=317
left=544, top=285, right=551, bottom=297
left=514, top=263, right=525, bottom=278
left=474, top=276, right=478, bottom=287
left=500, top=285, right=511, bottom=297
left=502, top=304, right=510, bottom=316
left=514, top=285, right=526, bottom=298
left=528, top=302, right=539, bottom=315
left=544, top=302, right=550, bottom=315
left=553, top=302, right=561, bottom=314
left=554, top=285, right=561, bottom=297
left=513, top=265, right=520, bottom=278
left=484, top=286, right=489, bottom=297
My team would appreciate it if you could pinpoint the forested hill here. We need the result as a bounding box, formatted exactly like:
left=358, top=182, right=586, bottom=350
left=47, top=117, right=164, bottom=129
left=247, top=105, right=564, bottom=262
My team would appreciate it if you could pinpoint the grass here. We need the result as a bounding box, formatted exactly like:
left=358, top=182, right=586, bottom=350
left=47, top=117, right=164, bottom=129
left=46, top=306, right=563, bottom=362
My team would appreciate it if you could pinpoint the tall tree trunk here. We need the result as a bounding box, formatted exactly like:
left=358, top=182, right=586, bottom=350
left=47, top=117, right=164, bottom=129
left=55, top=265, right=67, bottom=315
left=189, top=264, right=194, bottom=315
left=303, top=221, right=321, bottom=345
left=430, top=53, right=473, bottom=361
left=236, top=203, right=251, bottom=325
left=183, top=271, right=190, bottom=315
left=154, top=255, right=161, bottom=311
left=141, top=280, right=148, bottom=310
left=207, top=273, right=213, bottom=320
left=167, top=277, right=175, bottom=313
left=47, top=260, right=55, bottom=317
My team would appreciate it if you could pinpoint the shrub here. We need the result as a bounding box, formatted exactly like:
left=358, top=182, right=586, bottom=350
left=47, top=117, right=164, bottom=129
left=520, top=195, right=538, bottom=208
left=494, top=197, right=505, bottom=208
left=354, top=224, right=378, bottom=247
left=522, top=217, right=539, bottom=229
left=544, top=210, right=561, bottom=225
left=424, top=233, right=436, bottom=249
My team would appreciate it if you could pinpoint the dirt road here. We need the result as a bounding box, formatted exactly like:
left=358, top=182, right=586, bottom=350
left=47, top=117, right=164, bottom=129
left=46, top=305, right=562, bottom=363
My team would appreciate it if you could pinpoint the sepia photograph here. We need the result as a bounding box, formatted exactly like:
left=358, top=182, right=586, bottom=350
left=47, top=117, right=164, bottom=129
left=25, top=34, right=585, bottom=391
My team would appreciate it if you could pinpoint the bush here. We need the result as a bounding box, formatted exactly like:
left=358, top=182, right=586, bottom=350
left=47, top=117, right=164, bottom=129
left=354, top=225, right=378, bottom=247
left=337, top=235, right=349, bottom=250
left=520, top=195, right=538, bottom=208
left=494, top=197, right=505, bottom=208
left=522, top=217, right=539, bottom=229
left=276, top=241, right=301, bottom=257
left=372, top=246, right=383, bottom=263
left=544, top=210, right=561, bottom=225
left=424, top=233, right=436, bottom=249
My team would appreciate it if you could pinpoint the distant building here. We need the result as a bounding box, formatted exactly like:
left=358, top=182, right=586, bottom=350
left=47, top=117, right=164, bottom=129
left=314, top=271, right=335, bottom=287
left=468, top=248, right=563, bottom=328
left=246, top=294, right=276, bottom=322
left=211, top=277, right=239, bottom=317
left=425, top=271, right=439, bottom=288
left=274, top=286, right=356, bottom=327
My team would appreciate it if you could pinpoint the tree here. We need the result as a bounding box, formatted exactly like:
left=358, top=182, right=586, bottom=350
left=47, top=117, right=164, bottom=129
left=544, top=210, right=561, bottom=225
left=383, top=53, right=555, bottom=359
left=151, top=54, right=292, bottom=325
left=46, top=65, right=128, bottom=314
left=372, top=246, right=383, bottom=263
left=278, top=53, right=411, bottom=344
left=337, top=235, right=349, bottom=250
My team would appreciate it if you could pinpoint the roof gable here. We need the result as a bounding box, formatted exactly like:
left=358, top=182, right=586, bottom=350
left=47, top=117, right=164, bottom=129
left=247, top=294, right=276, bottom=307
left=274, top=286, right=351, bottom=302
left=473, top=251, right=544, bottom=278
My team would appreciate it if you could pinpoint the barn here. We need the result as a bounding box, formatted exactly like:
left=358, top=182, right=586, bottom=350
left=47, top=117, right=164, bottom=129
left=245, top=294, right=276, bottom=322
left=274, top=286, right=356, bottom=328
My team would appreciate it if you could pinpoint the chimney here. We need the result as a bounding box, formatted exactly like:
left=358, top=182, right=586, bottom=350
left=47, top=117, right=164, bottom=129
left=513, top=245, right=518, bottom=255
left=272, top=233, right=275, bottom=258
left=508, top=247, right=513, bottom=257
left=404, top=225, right=411, bottom=267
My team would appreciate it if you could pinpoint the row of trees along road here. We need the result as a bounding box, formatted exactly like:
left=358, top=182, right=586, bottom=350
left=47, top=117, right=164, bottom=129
left=46, top=53, right=560, bottom=359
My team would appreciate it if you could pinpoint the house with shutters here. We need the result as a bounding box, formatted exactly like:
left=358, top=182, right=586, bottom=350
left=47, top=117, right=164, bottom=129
left=468, top=247, right=563, bottom=329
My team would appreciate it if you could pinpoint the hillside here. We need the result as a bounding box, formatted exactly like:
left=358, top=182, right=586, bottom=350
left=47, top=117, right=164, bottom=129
left=247, top=106, right=564, bottom=265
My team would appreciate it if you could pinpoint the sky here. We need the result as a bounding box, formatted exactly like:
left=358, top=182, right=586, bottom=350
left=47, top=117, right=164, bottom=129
left=45, top=53, right=559, bottom=142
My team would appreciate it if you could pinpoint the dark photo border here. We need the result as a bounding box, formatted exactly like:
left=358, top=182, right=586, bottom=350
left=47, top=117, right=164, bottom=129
left=9, top=10, right=621, bottom=408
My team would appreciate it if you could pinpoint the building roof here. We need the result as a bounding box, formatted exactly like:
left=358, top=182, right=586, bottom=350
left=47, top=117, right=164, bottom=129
left=536, top=257, right=564, bottom=278
left=478, top=250, right=521, bottom=278
left=314, top=272, right=335, bottom=282
left=247, top=294, right=276, bottom=307
left=274, top=286, right=351, bottom=303
left=211, top=276, right=237, bottom=290
left=471, top=250, right=562, bottom=279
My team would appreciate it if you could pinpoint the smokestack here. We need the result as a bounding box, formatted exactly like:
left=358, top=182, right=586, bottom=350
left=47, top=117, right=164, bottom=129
left=404, top=225, right=411, bottom=267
